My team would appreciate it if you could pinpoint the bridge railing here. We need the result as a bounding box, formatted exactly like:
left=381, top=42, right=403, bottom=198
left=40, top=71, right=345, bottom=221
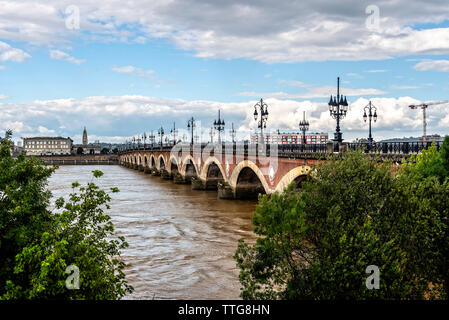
left=347, top=141, right=441, bottom=154
left=118, top=141, right=442, bottom=157
left=118, top=142, right=329, bottom=157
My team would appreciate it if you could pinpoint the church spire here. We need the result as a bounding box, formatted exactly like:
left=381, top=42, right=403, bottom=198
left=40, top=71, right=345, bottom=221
left=82, top=127, right=88, bottom=146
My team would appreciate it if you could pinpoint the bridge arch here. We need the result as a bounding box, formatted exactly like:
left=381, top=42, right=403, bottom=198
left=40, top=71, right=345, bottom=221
left=200, top=157, right=226, bottom=181
left=169, top=155, right=179, bottom=175
left=275, top=165, right=312, bottom=193
left=229, top=160, right=270, bottom=198
left=150, top=155, right=156, bottom=168
left=138, top=155, right=142, bottom=166
left=157, top=154, right=166, bottom=170
left=144, top=155, right=149, bottom=167
left=181, top=155, right=199, bottom=178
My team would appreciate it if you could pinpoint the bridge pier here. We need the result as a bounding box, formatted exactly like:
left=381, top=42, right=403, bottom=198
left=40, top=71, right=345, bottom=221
left=217, top=182, right=234, bottom=199
left=173, top=172, right=191, bottom=184
left=144, top=167, right=151, bottom=174
left=151, top=168, right=161, bottom=176
left=160, top=169, right=172, bottom=180
left=204, top=178, right=223, bottom=190
left=138, top=165, right=144, bottom=172
left=191, top=177, right=206, bottom=190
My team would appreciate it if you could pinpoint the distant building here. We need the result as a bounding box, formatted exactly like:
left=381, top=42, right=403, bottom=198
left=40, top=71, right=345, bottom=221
left=418, top=134, right=444, bottom=143
left=23, top=137, right=73, bottom=156
left=72, top=127, right=101, bottom=154
left=379, top=134, right=446, bottom=143
left=251, top=131, right=329, bottom=144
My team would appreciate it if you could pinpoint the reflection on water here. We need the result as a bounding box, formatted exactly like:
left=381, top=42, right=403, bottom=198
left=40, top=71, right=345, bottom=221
left=47, top=165, right=257, bottom=300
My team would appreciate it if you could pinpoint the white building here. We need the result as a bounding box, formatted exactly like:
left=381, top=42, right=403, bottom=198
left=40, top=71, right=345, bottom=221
left=251, top=131, right=329, bottom=144
left=23, top=137, right=73, bottom=156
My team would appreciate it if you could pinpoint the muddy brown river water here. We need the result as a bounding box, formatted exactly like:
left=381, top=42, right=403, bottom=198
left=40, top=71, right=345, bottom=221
left=47, top=165, right=257, bottom=299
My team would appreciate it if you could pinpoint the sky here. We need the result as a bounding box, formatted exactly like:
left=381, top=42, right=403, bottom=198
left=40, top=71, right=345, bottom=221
left=1, top=0, right=449, bottom=144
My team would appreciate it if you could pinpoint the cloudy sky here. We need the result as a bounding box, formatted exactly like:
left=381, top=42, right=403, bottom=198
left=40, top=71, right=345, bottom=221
left=1, top=0, right=449, bottom=144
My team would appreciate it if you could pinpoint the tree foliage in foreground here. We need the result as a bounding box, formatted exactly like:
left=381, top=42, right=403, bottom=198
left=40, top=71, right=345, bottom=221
left=235, top=144, right=449, bottom=299
left=0, top=131, right=133, bottom=299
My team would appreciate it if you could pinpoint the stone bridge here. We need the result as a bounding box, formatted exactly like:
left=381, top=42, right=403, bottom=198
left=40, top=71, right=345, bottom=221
left=118, top=143, right=325, bottom=199
left=118, top=141, right=432, bottom=200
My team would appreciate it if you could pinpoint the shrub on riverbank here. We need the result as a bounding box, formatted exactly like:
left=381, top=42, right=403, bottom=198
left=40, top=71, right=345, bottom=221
left=0, top=131, right=133, bottom=299
left=235, top=142, right=449, bottom=299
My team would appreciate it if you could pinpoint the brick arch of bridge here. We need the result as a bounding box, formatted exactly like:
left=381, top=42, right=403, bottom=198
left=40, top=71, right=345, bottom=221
left=200, top=156, right=226, bottom=181
left=274, top=165, right=312, bottom=193
left=143, top=155, right=150, bottom=167
left=157, top=154, right=167, bottom=170
left=180, top=155, right=200, bottom=177
left=168, top=155, right=180, bottom=175
left=229, top=160, right=271, bottom=194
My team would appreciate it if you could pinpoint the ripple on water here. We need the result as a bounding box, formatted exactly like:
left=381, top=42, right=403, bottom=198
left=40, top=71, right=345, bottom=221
left=47, top=165, right=257, bottom=300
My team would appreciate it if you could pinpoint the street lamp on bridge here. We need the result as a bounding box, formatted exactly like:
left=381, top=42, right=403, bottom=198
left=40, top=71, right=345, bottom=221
left=158, top=126, right=164, bottom=147
left=148, top=130, right=155, bottom=147
left=209, top=127, right=215, bottom=143
left=253, top=98, right=269, bottom=144
left=230, top=122, right=236, bottom=143
left=170, top=122, right=178, bottom=145
left=213, top=109, right=225, bottom=144
left=363, top=101, right=377, bottom=144
left=328, top=77, right=349, bottom=152
left=299, top=111, right=309, bottom=149
left=187, top=117, right=196, bottom=145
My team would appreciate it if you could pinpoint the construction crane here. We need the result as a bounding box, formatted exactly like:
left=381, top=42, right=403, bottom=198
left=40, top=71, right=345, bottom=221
left=408, top=100, right=448, bottom=145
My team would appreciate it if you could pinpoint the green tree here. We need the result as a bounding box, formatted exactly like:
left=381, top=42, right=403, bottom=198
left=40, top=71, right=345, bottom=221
left=0, top=131, right=133, bottom=299
left=403, top=142, right=447, bottom=181
left=235, top=150, right=449, bottom=299
left=0, top=130, right=56, bottom=294
left=439, top=136, right=449, bottom=175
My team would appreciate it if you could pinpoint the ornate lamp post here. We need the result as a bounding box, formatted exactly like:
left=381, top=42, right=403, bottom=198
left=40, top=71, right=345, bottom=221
left=143, top=132, right=147, bottom=148
left=253, top=98, right=269, bottom=144
left=299, top=111, right=309, bottom=148
left=170, top=122, right=178, bottom=145
left=363, top=101, right=377, bottom=144
left=209, top=127, right=215, bottom=143
left=213, top=109, right=225, bottom=143
left=187, top=117, right=196, bottom=145
left=328, top=77, right=349, bottom=152
left=158, top=126, right=164, bottom=147
left=230, top=122, right=236, bottom=143
left=148, top=130, right=155, bottom=147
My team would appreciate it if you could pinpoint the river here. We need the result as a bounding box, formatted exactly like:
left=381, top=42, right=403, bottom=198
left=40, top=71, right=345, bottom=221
left=47, top=165, right=257, bottom=300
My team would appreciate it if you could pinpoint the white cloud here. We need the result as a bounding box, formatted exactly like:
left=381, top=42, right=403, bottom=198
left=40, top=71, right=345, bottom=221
left=237, top=86, right=385, bottom=99
left=414, top=59, right=449, bottom=72
left=49, top=49, right=85, bottom=65
left=111, top=65, right=155, bottom=78
left=1, top=1, right=449, bottom=63
left=0, top=94, right=8, bottom=99
left=390, top=85, right=421, bottom=90
left=366, top=69, right=387, bottom=73
left=0, top=41, right=30, bottom=62
left=2, top=94, right=447, bottom=143
left=38, top=126, right=55, bottom=135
